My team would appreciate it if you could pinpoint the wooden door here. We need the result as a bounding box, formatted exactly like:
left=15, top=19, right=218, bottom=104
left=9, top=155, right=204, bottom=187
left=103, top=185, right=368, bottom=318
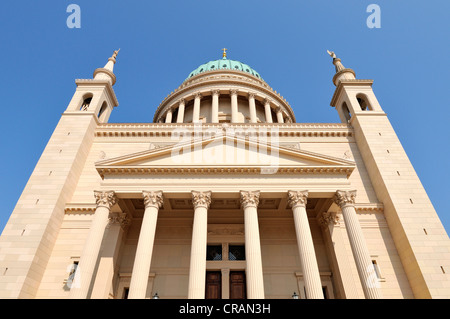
left=229, top=271, right=246, bottom=299
left=205, top=271, right=222, bottom=299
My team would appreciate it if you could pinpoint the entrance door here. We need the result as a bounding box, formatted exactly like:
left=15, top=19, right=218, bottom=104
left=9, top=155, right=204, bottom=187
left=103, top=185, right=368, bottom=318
left=229, top=271, right=246, bottom=299
left=205, top=271, right=222, bottom=299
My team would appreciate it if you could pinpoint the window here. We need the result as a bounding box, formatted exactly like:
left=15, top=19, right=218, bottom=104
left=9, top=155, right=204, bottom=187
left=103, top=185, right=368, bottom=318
left=80, top=97, right=92, bottom=111
left=342, top=102, right=351, bottom=122
left=98, top=101, right=108, bottom=121
left=229, top=245, right=245, bottom=261
left=356, top=94, right=372, bottom=111
left=123, top=287, right=129, bottom=299
left=372, top=260, right=381, bottom=279
left=64, top=260, right=79, bottom=289
left=207, top=245, right=222, bottom=260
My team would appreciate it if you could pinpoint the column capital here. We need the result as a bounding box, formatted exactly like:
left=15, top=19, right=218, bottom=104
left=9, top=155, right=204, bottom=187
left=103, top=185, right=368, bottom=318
left=178, top=98, right=185, bottom=105
left=333, top=190, right=357, bottom=208
left=248, top=91, right=256, bottom=99
left=287, top=190, right=308, bottom=208
left=211, top=89, right=220, bottom=96
left=94, top=190, right=117, bottom=209
left=317, top=211, right=340, bottom=228
left=194, top=92, right=202, bottom=99
left=142, top=191, right=164, bottom=209
left=264, top=98, right=272, bottom=105
left=240, top=190, right=260, bottom=209
left=191, top=191, right=212, bottom=209
left=230, top=89, right=239, bottom=96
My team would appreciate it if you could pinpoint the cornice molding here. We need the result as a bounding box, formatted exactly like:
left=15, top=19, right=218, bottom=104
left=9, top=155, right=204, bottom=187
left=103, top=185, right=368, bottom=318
left=330, top=79, right=374, bottom=107
left=94, top=123, right=353, bottom=138
left=75, top=79, right=119, bottom=107
left=96, top=166, right=355, bottom=179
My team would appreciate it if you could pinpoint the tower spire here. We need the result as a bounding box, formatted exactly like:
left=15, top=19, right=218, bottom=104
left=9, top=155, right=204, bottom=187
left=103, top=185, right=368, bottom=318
left=93, top=49, right=120, bottom=86
left=104, top=49, right=120, bottom=71
left=327, top=50, right=356, bottom=86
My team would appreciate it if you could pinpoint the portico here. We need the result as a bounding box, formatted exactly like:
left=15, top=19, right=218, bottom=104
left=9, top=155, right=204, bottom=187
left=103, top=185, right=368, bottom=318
left=69, top=186, right=381, bottom=299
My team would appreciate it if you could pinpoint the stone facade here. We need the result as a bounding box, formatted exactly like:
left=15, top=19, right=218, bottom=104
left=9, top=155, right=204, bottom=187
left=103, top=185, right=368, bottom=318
left=0, top=50, right=449, bottom=299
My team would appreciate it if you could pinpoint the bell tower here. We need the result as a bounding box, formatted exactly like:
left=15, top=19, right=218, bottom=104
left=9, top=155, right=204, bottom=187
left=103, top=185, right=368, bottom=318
left=0, top=51, right=119, bottom=298
left=65, top=49, right=120, bottom=123
left=328, top=51, right=450, bottom=298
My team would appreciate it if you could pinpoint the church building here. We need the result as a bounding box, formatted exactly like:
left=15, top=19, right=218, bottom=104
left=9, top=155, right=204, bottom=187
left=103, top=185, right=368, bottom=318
left=0, top=49, right=449, bottom=299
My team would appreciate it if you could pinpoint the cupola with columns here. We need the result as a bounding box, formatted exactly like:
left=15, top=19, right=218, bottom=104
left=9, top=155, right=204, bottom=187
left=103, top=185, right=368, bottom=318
left=154, top=49, right=295, bottom=124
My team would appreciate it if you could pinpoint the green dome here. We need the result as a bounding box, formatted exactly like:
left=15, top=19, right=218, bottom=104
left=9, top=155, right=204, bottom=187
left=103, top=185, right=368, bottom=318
left=185, top=57, right=263, bottom=81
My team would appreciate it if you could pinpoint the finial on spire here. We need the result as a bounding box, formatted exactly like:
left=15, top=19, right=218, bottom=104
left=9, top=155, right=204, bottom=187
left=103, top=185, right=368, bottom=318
left=93, top=49, right=120, bottom=86
left=109, top=49, right=120, bottom=63
left=327, top=50, right=336, bottom=59
left=222, top=48, right=227, bottom=59
left=327, top=49, right=345, bottom=72
left=327, top=50, right=356, bottom=86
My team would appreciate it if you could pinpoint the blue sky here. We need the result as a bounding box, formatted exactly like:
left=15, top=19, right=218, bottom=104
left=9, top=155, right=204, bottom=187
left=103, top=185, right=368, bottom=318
left=0, top=1, right=449, bottom=234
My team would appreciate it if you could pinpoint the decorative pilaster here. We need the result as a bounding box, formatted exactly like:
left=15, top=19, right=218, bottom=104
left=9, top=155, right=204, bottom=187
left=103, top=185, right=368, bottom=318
left=333, top=190, right=382, bottom=299
left=128, top=191, right=164, bottom=299
left=240, top=190, right=265, bottom=299
left=69, top=191, right=117, bottom=299
left=264, top=98, right=273, bottom=123
left=193, top=92, right=202, bottom=123
left=248, top=92, right=257, bottom=123
left=211, top=90, right=220, bottom=123
left=176, top=99, right=185, bottom=123
left=230, top=89, right=239, bottom=123
left=188, top=191, right=211, bottom=299
left=287, top=191, right=324, bottom=299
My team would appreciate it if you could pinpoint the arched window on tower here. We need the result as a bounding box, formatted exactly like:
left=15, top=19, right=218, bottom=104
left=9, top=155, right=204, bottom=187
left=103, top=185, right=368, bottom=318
left=97, top=101, right=108, bottom=122
left=80, top=95, right=93, bottom=111
left=356, top=94, right=372, bottom=111
left=342, top=102, right=351, bottom=122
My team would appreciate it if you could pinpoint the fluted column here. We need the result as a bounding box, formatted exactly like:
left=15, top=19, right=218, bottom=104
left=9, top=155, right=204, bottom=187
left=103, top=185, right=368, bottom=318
left=230, top=89, right=239, bottom=123
left=188, top=191, right=211, bottom=299
left=128, top=191, right=164, bottom=299
left=334, top=190, right=382, bottom=299
left=264, top=99, right=273, bottom=123
left=248, top=92, right=257, bottom=123
left=176, top=99, right=185, bottom=123
left=240, top=190, right=265, bottom=299
left=211, top=90, right=220, bottom=123
left=287, top=191, right=324, bottom=299
left=165, top=108, right=173, bottom=123
left=193, top=92, right=202, bottom=123
left=69, top=191, right=117, bottom=299
left=275, top=107, right=284, bottom=123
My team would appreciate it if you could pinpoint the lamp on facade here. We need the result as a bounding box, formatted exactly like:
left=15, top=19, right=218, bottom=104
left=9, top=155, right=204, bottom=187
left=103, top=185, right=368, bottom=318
left=292, top=292, right=299, bottom=299
left=152, top=292, right=159, bottom=299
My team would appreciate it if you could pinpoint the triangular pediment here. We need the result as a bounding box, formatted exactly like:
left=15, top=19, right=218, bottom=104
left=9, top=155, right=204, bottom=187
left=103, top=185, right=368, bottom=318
left=95, top=134, right=355, bottom=177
